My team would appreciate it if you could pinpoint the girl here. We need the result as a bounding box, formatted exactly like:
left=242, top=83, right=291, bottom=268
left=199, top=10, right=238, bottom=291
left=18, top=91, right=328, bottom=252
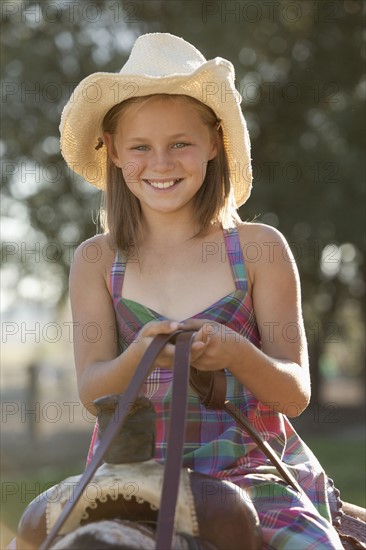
left=62, top=33, right=343, bottom=548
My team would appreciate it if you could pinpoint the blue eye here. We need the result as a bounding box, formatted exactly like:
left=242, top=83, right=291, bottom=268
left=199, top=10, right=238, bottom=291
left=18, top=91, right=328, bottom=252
left=173, top=142, right=189, bottom=149
left=132, top=145, right=149, bottom=151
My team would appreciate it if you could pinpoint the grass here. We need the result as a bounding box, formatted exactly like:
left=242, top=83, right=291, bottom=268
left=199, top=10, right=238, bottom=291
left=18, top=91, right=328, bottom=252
left=1, top=462, right=84, bottom=549
left=304, top=435, right=365, bottom=507
left=1, top=437, right=364, bottom=548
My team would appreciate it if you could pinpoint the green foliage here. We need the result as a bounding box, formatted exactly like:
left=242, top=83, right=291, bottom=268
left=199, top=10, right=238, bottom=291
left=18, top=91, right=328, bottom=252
left=1, top=1, right=364, bottom=386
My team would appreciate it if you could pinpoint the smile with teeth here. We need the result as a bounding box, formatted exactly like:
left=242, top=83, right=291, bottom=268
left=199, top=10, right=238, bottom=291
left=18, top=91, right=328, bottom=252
left=145, top=178, right=182, bottom=189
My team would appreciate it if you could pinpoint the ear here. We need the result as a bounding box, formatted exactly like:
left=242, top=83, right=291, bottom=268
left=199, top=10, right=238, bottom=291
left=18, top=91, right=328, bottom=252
left=103, top=132, right=120, bottom=167
left=208, top=141, right=218, bottom=161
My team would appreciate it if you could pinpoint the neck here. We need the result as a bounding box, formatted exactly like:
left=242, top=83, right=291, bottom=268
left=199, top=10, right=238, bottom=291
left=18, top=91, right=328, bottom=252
left=138, top=209, right=201, bottom=248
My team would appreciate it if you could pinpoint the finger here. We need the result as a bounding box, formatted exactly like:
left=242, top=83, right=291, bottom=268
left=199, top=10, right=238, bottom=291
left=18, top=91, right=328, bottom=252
left=143, top=319, right=179, bottom=336
left=177, top=320, right=204, bottom=332
left=193, top=326, right=211, bottom=344
left=160, top=343, right=176, bottom=356
left=154, top=342, right=176, bottom=368
left=190, top=339, right=209, bottom=358
left=191, top=339, right=208, bottom=350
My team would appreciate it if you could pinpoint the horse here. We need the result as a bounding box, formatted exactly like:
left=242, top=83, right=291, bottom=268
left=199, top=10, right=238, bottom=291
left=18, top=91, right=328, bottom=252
left=14, top=332, right=366, bottom=550
left=15, top=395, right=262, bottom=549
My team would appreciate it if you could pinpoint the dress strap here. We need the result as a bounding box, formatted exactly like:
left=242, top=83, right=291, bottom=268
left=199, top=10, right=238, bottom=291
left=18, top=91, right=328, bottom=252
left=110, top=248, right=126, bottom=299
left=223, top=227, right=248, bottom=292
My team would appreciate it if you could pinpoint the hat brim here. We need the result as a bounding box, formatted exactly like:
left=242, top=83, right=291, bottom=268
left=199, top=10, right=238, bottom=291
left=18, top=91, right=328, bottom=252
left=60, top=58, right=252, bottom=207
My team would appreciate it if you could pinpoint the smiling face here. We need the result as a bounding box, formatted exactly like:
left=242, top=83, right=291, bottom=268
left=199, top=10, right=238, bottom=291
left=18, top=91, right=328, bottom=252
left=103, top=95, right=217, bottom=218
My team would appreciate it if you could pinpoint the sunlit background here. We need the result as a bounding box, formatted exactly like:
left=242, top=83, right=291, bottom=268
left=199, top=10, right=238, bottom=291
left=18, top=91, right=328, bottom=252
left=1, top=0, right=365, bottom=546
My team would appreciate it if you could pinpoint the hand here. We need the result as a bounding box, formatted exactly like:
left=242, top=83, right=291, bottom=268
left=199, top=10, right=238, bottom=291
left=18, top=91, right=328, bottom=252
left=178, top=319, right=242, bottom=372
left=132, top=319, right=209, bottom=370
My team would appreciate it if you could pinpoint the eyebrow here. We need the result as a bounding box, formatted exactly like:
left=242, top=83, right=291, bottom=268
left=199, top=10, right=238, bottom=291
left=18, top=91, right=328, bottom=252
left=125, top=133, right=191, bottom=143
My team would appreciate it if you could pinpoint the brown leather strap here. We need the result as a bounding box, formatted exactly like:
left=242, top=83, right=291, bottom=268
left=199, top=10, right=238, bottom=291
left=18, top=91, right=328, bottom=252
left=155, top=331, right=196, bottom=550
left=190, top=367, right=226, bottom=409
left=40, top=331, right=302, bottom=550
left=39, top=331, right=183, bottom=550
left=189, top=368, right=302, bottom=494
left=223, top=401, right=302, bottom=494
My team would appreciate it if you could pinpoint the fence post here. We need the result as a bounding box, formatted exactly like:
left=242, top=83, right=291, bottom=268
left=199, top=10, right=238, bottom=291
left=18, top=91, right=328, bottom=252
left=26, top=362, right=40, bottom=441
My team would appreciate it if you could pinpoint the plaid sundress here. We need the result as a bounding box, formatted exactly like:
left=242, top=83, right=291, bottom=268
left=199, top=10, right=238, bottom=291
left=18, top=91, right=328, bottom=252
left=87, top=227, right=343, bottom=549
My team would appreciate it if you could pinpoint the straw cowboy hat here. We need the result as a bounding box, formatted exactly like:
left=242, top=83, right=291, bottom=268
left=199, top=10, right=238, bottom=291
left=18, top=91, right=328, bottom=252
left=60, top=32, right=252, bottom=207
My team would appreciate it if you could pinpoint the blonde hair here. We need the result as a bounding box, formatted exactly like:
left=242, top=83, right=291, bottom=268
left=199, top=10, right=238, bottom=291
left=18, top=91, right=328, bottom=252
left=101, top=94, right=241, bottom=253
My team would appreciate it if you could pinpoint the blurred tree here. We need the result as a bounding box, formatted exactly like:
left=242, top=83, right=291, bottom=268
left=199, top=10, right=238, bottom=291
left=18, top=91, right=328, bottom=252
left=1, top=0, right=364, bottom=399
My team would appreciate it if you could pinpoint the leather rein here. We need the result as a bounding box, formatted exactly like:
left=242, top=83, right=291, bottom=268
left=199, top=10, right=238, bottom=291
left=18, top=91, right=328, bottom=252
left=40, top=330, right=302, bottom=550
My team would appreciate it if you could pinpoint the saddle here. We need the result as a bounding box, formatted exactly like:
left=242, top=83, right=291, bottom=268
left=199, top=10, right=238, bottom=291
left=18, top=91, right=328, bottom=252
left=16, top=330, right=366, bottom=550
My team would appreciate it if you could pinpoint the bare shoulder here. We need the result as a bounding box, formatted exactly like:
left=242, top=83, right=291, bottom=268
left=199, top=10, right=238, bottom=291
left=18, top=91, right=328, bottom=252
left=236, top=221, right=288, bottom=246
left=236, top=222, right=294, bottom=259
left=236, top=222, right=300, bottom=284
left=70, top=233, right=116, bottom=285
left=72, top=233, right=115, bottom=261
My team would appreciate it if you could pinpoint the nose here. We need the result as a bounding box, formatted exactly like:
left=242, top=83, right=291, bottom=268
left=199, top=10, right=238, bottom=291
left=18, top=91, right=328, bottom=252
left=150, top=149, right=175, bottom=173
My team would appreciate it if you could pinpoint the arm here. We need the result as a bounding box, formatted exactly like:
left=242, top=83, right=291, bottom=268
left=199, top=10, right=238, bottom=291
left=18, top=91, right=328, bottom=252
left=70, top=235, right=139, bottom=413
left=181, top=224, right=311, bottom=417
left=70, top=235, right=207, bottom=413
left=241, top=224, right=311, bottom=416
